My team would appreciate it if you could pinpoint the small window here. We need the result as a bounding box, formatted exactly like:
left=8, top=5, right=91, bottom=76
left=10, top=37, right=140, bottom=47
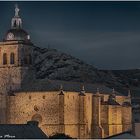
left=10, top=53, right=15, bottom=64
left=29, top=96, right=31, bottom=100
left=34, top=105, right=39, bottom=112
left=3, top=53, right=7, bottom=65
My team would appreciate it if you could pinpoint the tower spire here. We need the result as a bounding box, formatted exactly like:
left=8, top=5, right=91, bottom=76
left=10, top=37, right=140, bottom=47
left=82, top=85, right=85, bottom=91
left=79, top=85, right=85, bottom=96
left=11, top=4, right=22, bottom=29
left=59, top=84, right=64, bottom=95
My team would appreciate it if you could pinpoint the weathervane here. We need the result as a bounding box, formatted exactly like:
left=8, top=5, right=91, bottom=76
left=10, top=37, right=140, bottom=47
left=15, top=4, right=19, bottom=17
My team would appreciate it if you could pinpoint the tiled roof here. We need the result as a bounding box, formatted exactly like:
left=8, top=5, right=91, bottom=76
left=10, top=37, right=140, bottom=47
left=106, top=131, right=138, bottom=139
left=122, top=101, right=131, bottom=106
left=102, top=100, right=120, bottom=105
left=18, top=79, right=123, bottom=96
left=0, top=121, right=48, bottom=139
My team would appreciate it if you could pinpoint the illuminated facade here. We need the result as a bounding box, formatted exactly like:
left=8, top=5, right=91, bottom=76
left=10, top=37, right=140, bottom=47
left=0, top=5, right=132, bottom=138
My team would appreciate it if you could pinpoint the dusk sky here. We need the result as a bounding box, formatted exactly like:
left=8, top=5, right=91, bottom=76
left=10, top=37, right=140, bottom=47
left=0, top=1, right=140, bottom=70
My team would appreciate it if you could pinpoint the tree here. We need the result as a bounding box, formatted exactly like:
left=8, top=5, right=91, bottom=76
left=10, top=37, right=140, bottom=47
left=49, top=133, right=73, bottom=139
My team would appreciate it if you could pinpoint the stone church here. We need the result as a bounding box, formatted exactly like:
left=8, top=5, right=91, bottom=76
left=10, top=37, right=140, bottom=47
left=0, top=5, right=132, bottom=139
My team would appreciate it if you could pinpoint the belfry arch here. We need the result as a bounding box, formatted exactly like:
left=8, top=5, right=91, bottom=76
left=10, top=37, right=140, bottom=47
left=3, top=53, right=7, bottom=65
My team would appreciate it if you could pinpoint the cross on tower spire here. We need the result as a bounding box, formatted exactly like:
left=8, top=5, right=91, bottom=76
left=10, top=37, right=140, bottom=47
left=15, top=4, right=20, bottom=17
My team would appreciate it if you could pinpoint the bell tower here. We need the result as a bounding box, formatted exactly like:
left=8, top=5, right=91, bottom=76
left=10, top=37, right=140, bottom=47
left=0, top=4, right=34, bottom=94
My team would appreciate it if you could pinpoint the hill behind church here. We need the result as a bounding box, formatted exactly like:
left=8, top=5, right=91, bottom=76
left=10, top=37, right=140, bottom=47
left=33, top=46, right=140, bottom=97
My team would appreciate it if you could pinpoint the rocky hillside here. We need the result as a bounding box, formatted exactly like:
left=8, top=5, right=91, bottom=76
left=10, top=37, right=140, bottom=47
left=111, top=69, right=140, bottom=87
left=111, top=69, right=140, bottom=97
left=33, top=46, right=140, bottom=97
left=33, top=47, right=116, bottom=83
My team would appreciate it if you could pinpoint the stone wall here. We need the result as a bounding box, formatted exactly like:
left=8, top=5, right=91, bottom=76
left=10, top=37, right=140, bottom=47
left=0, top=43, right=19, bottom=67
left=64, top=92, right=87, bottom=138
left=5, top=91, right=132, bottom=138
left=108, top=105, right=122, bottom=136
left=0, top=41, right=34, bottom=94
left=6, top=91, right=90, bottom=138
left=0, top=67, right=31, bottom=94
left=0, top=41, right=33, bottom=67
left=101, top=105, right=109, bottom=137
left=85, top=94, right=92, bottom=138
left=101, top=105, right=123, bottom=137
left=122, top=106, right=132, bottom=132
left=7, top=92, right=60, bottom=136
left=91, top=94, right=104, bottom=138
left=116, top=96, right=130, bottom=105
left=0, top=95, right=7, bottom=123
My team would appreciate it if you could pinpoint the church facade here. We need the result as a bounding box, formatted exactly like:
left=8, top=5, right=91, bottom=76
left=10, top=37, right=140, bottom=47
left=0, top=5, right=132, bottom=139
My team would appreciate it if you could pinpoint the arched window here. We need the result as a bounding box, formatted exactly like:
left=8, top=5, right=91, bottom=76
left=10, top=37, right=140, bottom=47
left=10, top=53, right=15, bottom=64
left=14, top=21, right=16, bottom=28
left=3, top=53, right=7, bottom=65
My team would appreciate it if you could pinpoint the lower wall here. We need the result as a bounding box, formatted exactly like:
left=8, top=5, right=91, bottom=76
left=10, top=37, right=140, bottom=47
left=4, top=91, right=131, bottom=138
